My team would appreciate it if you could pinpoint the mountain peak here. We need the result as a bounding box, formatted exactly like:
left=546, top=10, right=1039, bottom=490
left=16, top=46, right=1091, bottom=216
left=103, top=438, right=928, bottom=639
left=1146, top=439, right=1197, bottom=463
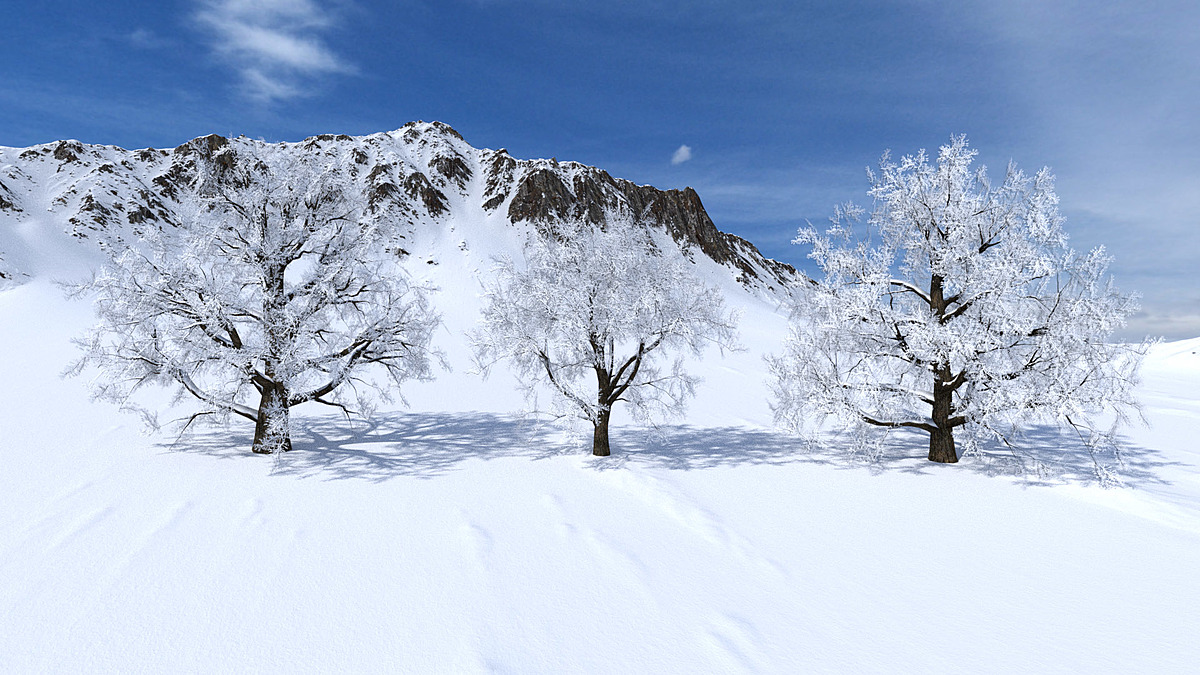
left=0, top=123, right=796, bottom=291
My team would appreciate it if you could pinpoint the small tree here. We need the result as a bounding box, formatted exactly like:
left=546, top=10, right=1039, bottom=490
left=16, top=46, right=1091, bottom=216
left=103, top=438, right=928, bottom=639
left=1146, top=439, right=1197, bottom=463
left=768, top=136, right=1147, bottom=466
left=472, top=219, right=739, bottom=456
left=72, top=145, right=440, bottom=454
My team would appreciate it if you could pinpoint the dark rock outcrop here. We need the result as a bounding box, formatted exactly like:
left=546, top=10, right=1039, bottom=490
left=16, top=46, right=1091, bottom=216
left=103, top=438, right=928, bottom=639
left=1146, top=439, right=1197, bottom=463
left=430, top=154, right=472, bottom=190
left=0, top=180, right=20, bottom=212
left=508, top=169, right=576, bottom=223
left=505, top=164, right=794, bottom=286
left=53, top=141, right=83, bottom=163
left=483, top=151, right=516, bottom=211
left=402, top=172, right=448, bottom=216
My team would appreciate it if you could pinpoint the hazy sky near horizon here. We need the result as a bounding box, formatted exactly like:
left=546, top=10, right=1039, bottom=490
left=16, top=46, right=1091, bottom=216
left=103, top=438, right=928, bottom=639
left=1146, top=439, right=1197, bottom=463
left=2, top=0, right=1197, bottom=339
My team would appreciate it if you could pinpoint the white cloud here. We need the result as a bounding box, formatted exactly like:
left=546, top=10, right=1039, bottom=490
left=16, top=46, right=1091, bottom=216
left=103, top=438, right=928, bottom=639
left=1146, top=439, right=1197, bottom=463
left=194, top=0, right=354, bottom=103
left=671, top=144, right=693, bottom=165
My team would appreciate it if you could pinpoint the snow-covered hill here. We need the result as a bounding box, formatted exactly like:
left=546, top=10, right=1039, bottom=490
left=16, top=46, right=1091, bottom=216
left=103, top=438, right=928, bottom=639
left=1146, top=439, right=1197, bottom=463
left=1, top=125, right=1199, bottom=673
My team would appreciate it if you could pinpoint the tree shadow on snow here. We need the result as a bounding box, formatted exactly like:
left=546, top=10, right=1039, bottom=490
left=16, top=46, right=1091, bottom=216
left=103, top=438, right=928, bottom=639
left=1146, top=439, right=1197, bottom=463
left=605, top=423, right=1177, bottom=489
left=168, top=411, right=1178, bottom=488
left=172, top=412, right=826, bottom=481
left=947, top=424, right=1178, bottom=489
left=600, top=425, right=833, bottom=471
left=168, top=411, right=571, bottom=482
left=754, top=423, right=1176, bottom=489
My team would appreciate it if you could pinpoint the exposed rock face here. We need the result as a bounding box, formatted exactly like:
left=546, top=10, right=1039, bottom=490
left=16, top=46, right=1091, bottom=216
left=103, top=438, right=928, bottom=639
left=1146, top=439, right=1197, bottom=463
left=508, top=169, right=578, bottom=223
left=53, top=141, right=83, bottom=163
left=503, top=163, right=795, bottom=286
left=483, top=150, right=517, bottom=212
left=0, top=120, right=796, bottom=290
left=403, top=172, right=449, bottom=216
left=0, top=180, right=20, bottom=212
left=430, top=154, right=472, bottom=191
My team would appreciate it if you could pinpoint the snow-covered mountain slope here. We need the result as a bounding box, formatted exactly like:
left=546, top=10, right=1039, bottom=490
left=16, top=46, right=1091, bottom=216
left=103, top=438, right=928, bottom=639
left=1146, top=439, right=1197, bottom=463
left=2, top=125, right=1199, bottom=672
left=0, top=121, right=795, bottom=293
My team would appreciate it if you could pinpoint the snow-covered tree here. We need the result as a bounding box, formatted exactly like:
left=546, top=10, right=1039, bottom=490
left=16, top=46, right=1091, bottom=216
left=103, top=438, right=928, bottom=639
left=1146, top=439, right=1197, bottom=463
left=71, top=144, right=440, bottom=454
left=472, top=219, right=739, bottom=456
left=768, top=136, right=1147, bottom=466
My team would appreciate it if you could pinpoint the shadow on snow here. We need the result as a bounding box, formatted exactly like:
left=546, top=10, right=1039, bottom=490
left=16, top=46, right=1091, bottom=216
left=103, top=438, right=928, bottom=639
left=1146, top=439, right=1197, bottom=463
left=610, top=423, right=1176, bottom=489
left=169, top=411, right=565, bottom=482
left=166, top=410, right=1177, bottom=489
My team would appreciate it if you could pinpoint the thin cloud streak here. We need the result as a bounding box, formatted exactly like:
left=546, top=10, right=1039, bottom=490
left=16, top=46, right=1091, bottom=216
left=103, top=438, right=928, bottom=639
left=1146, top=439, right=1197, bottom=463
left=127, top=28, right=170, bottom=50
left=194, top=0, right=354, bottom=103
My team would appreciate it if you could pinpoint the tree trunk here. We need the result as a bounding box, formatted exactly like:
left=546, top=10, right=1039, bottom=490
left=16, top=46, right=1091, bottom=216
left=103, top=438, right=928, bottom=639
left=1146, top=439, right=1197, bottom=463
left=926, top=275, right=959, bottom=463
left=928, top=364, right=958, bottom=463
left=928, top=425, right=957, bottom=463
left=592, top=407, right=612, bottom=457
left=254, top=255, right=292, bottom=455
left=252, top=382, right=292, bottom=454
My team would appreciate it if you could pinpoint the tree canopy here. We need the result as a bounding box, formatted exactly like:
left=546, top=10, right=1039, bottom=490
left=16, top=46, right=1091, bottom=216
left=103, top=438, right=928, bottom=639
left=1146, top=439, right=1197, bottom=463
left=769, top=136, right=1148, bottom=471
left=71, top=144, right=441, bottom=453
left=473, top=219, right=739, bottom=456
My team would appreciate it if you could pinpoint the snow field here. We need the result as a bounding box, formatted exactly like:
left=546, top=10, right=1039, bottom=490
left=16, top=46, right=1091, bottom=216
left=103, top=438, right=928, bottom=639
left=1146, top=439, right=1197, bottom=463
left=2, top=274, right=1200, bottom=672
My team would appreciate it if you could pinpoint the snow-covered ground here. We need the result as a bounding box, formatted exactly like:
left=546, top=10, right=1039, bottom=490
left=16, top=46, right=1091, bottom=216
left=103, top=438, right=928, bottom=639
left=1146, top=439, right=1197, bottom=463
left=2, top=128, right=1198, bottom=672
left=2, top=262, right=1199, bottom=672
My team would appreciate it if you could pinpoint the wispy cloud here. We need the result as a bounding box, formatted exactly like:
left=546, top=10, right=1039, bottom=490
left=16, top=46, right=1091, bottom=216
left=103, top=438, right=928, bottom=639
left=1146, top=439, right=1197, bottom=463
left=194, top=0, right=354, bottom=103
left=671, top=144, right=693, bottom=165
left=127, top=28, right=170, bottom=50
left=958, top=1, right=1200, bottom=339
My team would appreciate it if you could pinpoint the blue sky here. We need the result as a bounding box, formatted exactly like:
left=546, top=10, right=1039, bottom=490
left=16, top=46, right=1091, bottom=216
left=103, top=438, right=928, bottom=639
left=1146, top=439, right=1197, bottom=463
left=2, top=0, right=1197, bottom=338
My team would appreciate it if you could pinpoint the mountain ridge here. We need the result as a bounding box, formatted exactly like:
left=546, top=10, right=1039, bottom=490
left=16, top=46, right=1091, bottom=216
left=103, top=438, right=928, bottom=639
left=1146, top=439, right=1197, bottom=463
left=0, top=121, right=796, bottom=292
